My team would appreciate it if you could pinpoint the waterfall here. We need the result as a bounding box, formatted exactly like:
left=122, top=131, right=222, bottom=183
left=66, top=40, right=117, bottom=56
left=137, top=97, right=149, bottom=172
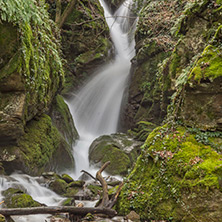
left=67, top=0, right=137, bottom=178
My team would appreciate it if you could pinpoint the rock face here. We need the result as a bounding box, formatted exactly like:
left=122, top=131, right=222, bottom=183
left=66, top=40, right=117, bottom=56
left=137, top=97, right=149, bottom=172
left=56, top=0, right=112, bottom=94
left=89, top=133, right=142, bottom=176
left=0, top=1, right=76, bottom=175
left=118, top=0, right=222, bottom=220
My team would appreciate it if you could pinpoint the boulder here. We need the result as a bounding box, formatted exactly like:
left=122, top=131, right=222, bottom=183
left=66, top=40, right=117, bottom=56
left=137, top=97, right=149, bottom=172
left=89, top=133, right=142, bottom=176
left=2, top=188, right=41, bottom=208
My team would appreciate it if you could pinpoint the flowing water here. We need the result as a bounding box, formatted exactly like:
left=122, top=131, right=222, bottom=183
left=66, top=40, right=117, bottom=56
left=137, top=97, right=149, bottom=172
left=0, top=0, right=137, bottom=221
left=67, top=0, right=137, bottom=179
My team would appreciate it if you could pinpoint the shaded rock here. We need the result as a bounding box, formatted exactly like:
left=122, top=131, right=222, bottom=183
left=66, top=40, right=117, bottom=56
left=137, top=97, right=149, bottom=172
left=89, top=133, right=142, bottom=176
left=0, top=92, right=26, bottom=146
left=1, top=114, right=75, bottom=175
left=62, top=174, right=74, bottom=184
left=58, top=0, right=112, bottom=94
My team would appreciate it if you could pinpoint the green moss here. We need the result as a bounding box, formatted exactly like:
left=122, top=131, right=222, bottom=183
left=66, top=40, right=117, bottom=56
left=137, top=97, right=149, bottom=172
left=62, top=174, right=74, bottom=183
left=68, top=181, right=85, bottom=188
left=0, top=23, right=18, bottom=70
left=3, top=188, right=41, bottom=208
left=16, top=114, right=63, bottom=173
left=87, top=184, right=102, bottom=197
left=62, top=198, right=74, bottom=206
left=0, top=0, right=64, bottom=106
left=65, top=187, right=79, bottom=197
left=117, top=125, right=222, bottom=220
left=90, top=143, right=131, bottom=176
left=53, top=95, right=79, bottom=145
left=169, top=52, right=181, bottom=79
left=189, top=44, right=222, bottom=83
left=49, top=178, right=68, bottom=195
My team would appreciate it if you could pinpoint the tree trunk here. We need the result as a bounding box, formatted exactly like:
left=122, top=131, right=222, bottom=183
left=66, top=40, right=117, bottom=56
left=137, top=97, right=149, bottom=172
left=0, top=206, right=116, bottom=217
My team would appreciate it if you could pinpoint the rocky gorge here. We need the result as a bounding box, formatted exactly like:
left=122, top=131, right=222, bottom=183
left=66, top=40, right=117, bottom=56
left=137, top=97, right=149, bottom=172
left=0, top=0, right=222, bottom=221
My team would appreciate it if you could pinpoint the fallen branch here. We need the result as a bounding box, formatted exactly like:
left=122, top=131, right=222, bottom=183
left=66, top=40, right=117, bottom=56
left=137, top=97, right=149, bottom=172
left=80, top=170, right=97, bottom=181
left=96, top=161, right=110, bottom=207
left=0, top=206, right=116, bottom=217
left=96, top=161, right=124, bottom=208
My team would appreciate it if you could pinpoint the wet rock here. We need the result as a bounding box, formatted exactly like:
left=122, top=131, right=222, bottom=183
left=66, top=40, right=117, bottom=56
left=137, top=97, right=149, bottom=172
left=62, top=174, right=74, bottom=184
left=2, top=188, right=41, bottom=208
left=49, top=178, right=68, bottom=195
left=89, top=133, right=142, bottom=176
left=68, top=181, right=85, bottom=188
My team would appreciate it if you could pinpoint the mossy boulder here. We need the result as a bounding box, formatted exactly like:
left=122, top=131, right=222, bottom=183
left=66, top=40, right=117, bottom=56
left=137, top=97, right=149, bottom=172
left=62, top=174, right=74, bottom=184
left=45, top=173, right=84, bottom=197
left=49, top=178, right=68, bottom=195
left=3, top=188, right=41, bottom=208
left=50, top=95, right=79, bottom=146
left=1, top=114, right=74, bottom=175
left=116, top=125, right=222, bottom=221
left=89, top=133, right=142, bottom=176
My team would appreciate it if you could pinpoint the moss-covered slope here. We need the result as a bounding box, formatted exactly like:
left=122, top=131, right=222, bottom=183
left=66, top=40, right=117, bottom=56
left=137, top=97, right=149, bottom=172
left=117, top=125, right=222, bottom=221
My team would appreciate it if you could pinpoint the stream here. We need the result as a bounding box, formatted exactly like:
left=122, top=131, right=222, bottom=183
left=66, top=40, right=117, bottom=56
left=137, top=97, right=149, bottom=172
left=0, top=0, right=137, bottom=221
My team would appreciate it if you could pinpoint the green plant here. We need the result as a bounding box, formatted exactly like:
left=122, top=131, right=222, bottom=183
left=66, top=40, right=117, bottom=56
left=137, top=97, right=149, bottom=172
left=0, top=0, right=64, bottom=104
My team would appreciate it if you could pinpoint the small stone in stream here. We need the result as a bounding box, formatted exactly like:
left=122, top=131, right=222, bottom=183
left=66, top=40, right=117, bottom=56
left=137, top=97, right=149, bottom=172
left=62, top=174, right=74, bottom=183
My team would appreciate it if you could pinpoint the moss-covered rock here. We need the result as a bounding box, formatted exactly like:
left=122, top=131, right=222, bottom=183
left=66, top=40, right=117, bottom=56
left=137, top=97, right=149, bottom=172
left=62, top=174, right=74, bottom=184
left=89, top=133, right=142, bottom=176
left=116, top=125, right=222, bottom=221
left=49, top=178, right=68, bottom=195
left=50, top=95, right=79, bottom=146
left=68, top=181, right=85, bottom=188
left=59, top=0, right=112, bottom=93
left=0, top=0, right=65, bottom=147
left=3, top=188, right=41, bottom=208
left=1, top=114, right=74, bottom=175
left=128, top=121, right=157, bottom=142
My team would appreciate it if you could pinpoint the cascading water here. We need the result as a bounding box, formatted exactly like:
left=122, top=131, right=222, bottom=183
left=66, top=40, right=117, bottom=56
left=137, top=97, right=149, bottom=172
left=0, top=0, right=137, bottom=221
left=67, top=0, right=137, bottom=178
